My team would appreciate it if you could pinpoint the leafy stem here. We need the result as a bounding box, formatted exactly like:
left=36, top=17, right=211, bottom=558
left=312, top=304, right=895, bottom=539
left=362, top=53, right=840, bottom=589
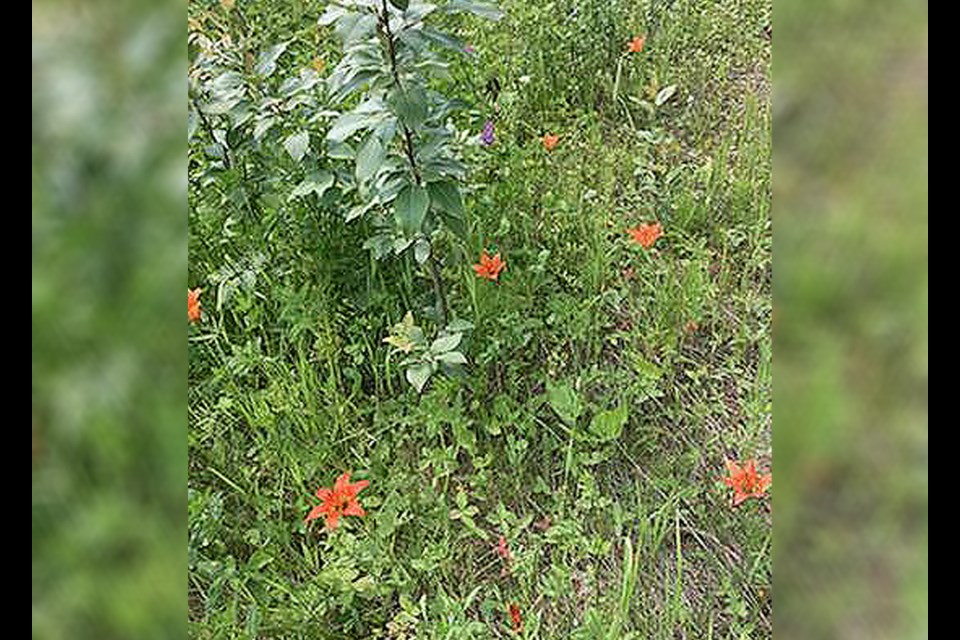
left=377, top=0, right=447, bottom=326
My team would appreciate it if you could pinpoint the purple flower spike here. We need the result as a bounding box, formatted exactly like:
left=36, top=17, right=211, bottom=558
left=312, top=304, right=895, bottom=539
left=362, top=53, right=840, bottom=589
left=480, top=120, right=495, bottom=146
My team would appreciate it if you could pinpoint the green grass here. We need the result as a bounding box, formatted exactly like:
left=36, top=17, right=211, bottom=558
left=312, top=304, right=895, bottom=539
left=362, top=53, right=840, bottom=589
left=188, top=0, right=771, bottom=637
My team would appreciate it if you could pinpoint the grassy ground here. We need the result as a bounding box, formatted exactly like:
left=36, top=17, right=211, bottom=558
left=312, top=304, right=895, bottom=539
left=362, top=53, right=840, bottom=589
left=188, top=0, right=771, bottom=637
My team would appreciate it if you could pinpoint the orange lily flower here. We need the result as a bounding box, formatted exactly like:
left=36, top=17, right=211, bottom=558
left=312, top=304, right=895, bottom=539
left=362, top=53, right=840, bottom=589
left=628, top=35, right=645, bottom=53
left=305, top=471, right=370, bottom=530
left=188, top=288, right=202, bottom=323
left=542, top=133, right=559, bottom=151
left=721, top=459, right=771, bottom=507
left=473, top=250, right=506, bottom=282
left=626, top=222, right=663, bottom=249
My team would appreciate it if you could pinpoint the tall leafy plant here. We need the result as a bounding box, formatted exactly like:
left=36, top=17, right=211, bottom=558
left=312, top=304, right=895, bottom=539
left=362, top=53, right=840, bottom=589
left=320, top=0, right=502, bottom=328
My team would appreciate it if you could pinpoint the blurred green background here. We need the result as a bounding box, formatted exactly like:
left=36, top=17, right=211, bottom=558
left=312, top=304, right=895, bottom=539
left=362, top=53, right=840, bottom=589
left=32, top=0, right=925, bottom=638
left=32, top=0, right=186, bottom=637
left=773, top=0, right=927, bottom=637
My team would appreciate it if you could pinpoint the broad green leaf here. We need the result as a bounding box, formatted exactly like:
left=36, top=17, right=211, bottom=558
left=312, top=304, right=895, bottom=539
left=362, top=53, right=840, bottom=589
left=389, top=0, right=410, bottom=9
left=335, top=13, right=378, bottom=46
left=356, top=134, right=385, bottom=183
left=388, top=85, right=429, bottom=130
left=211, top=71, right=244, bottom=94
left=288, top=171, right=335, bottom=201
left=547, top=381, right=582, bottom=426
left=439, top=211, right=468, bottom=241
left=329, top=68, right=380, bottom=104
left=283, top=131, right=310, bottom=162
left=420, top=26, right=466, bottom=52
left=253, top=116, right=276, bottom=141
left=327, top=112, right=382, bottom=143
left=443, top=0, right=504, bottom=20
left=588, top=403, right=629, bottom=442
left=406, top=362, right=432, bottom=393
left=363, top=232, right=393, bottom=259
left=655, top=84, right=678, bottom=106
left=446, top=319, right=474, bottom=333
left=431, top=333, right=462, bottom=353
left=414, top=237, right=431, bottom=264
left=392, top=236, right=415, bottom=254
left=437, top=351, right=467, bottom=365
left=345, top=198, right=377, bottom=222
left=403, top=2, right=437, bottom=23
left=255, top=42, right=289, bottom=78
left=427, top=180, right=464, bottom=217
left=394, top=184, right=429, bottom=234
left=318, top=4, right=347, bottom=26
left=327, top=140, right=356, bottom=160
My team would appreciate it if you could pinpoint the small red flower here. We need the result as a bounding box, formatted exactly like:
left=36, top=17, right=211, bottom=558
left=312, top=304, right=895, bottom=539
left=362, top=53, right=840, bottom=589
left=188, top=288, right=202, bottom=323
left=721, top=459, right=771, bottom=507
left=305, top=471, right=370, bottom=530
left=626, top=222, right=663, bottom=249
left=542, top=133, right=559, bottom=151
left=473, top=250, right=506, bottom=282
left=495, top=534, right=512, bottom=561
left=628, top=35, right=646, bottom=53
left=507, top=603, right=523, bottom=633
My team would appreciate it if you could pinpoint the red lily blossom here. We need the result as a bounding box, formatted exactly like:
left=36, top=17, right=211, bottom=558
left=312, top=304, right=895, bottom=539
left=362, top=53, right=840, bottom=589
left=721, top=459, right=771, bottom=507
left=626, top=222, right=663, bottom=249
left=188, top=288, right=202, bottom=323
left=473, top=250, right=506, bottom=282
left=542, top=133, right=559, bottom=151
left=508, top=603, right=523, bottom=633
left=628, top=35, right=646, bottom=53
left=305, top=471, right=370, bottom=530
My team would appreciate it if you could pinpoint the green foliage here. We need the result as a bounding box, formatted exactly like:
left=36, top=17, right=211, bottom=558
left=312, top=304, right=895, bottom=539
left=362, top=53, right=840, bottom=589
left=188, top=0, right=772, bottom=637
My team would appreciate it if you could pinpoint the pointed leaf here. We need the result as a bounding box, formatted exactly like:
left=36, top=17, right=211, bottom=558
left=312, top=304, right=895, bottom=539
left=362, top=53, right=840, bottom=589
left=547, top=381, right=582, bottom=426
left=388, top=85, right=429, bottom=130
left=283, top=131, right=310, bottom=162
left=427, top=180, right=464, bottom=217
left=356, top=134, right=386, bottom=183
left=255, top=42, right=289, bottom=78
left=414, top=237, right=431, bottom=264
left=288, top=171, right=335, bottom=201
left=394, top=184, right=429, bottom=234
left=437, top=351, right=467, bottom=365
left=588, top=403, right=629, bottom=442
left=431, top=333, right=462, bottom=353
left=406, top=362, right=432, bottom=393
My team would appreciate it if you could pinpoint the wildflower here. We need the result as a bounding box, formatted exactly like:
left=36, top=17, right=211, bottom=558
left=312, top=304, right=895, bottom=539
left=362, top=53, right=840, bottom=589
left=626, top=222, right=663, bottom=249
left=188, top=288, right=202, bottom=323
left=542, top=133, right=559, bottom=151
left=508, top=603, right=523, bottom=633
left=495, top=534, right=512, bottom=561
left=464, top=44, right=475, bottom=54
left=473, top=250, right=506, bottom=282
left=721, top=459, right=771, bottom=507
left=311, top=57, right=326, bottom=74
left=305, top=471, right=370, bottom=530
left=480, top=120, right=495, bottom=146
left=627, top=35, right=645, bottom=53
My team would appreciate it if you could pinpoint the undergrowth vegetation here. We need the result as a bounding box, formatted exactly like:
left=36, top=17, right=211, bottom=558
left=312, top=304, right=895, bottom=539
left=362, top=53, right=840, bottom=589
left=188, top=0, right=771, bottom=636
